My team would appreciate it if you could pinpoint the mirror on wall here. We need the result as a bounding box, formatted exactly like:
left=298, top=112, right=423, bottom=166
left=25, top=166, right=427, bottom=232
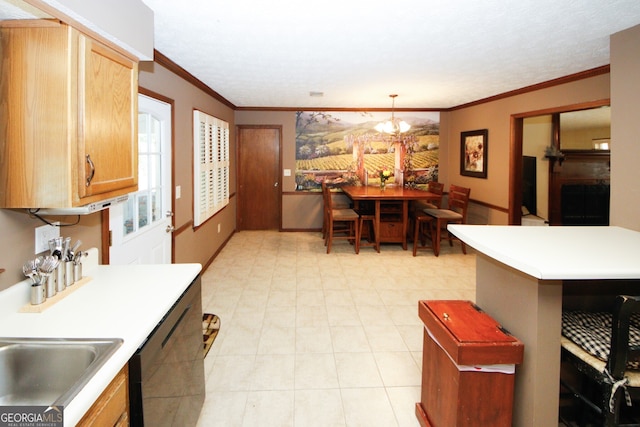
left=559, top=106, right=611, bottom=151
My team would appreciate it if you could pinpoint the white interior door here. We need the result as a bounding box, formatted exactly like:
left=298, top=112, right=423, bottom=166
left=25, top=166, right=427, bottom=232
left=109, top=94, right=172, bottom=264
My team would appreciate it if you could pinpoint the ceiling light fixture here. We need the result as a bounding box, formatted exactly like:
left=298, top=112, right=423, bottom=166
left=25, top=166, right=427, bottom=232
left=375, top=94, right=411, bottom=135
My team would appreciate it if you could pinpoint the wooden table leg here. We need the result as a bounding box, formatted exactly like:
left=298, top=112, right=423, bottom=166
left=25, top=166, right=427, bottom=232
left=374, top=200, right=380, bottom=251
left=433, top=220, right=441, bottom=256
left=401, top=200, right=409, bottom=250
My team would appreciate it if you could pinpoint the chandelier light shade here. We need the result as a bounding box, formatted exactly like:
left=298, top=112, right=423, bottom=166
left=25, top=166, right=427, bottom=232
left=375, top=94, right=411, bottom=135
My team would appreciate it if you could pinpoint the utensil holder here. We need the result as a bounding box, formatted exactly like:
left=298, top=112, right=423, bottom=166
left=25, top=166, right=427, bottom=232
left=65, top=261, right=74, bottom=287
left=56, top=264, right=65, bottom=292
left=73, top=263, right=82, bottom=282
left=30, top=283, right=46, bottom=305
left=45, top=275, right=56, bottom=298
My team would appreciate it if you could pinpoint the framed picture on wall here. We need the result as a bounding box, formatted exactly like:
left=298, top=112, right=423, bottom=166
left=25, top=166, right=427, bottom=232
left=460, top=129, right=488, bottom=178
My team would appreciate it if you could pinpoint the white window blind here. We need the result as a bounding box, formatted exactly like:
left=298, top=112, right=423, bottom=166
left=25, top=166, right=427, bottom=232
left=193, top=110, right=229, bottom=227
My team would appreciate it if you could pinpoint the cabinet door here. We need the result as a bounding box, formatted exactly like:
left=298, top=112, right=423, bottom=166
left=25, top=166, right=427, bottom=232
left=0, top=24, right=75, bottom=208
left=77, top=35, right=138, bottom=202
left=77, top=365, right=129, bottom=427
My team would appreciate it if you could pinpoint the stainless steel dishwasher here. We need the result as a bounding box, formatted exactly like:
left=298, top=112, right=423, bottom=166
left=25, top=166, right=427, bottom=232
left=129, top=275, right=205, bottom=426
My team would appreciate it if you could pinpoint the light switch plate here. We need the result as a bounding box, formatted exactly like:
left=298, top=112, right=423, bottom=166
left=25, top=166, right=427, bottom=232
left=176, top=185, right=181, bottom=199
left=35, top=222, right=60, bottom=254
left=283, top=169, right=291, bottom=177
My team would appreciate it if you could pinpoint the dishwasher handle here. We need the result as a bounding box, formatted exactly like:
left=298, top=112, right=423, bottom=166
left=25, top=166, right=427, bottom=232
left=162, top=303, right=192, bottom=348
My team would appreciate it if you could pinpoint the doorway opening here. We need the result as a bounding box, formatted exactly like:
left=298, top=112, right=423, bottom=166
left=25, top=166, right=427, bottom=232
left=509, top=100, right=610, bottom=225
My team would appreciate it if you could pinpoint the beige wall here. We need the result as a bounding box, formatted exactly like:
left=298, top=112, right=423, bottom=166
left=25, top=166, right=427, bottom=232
left=442, top=74, right=610, bottom=225
left=610, top=24, right=640, bottom=231
left=138, top=61, right=237, bottom=266
left=0, top=210, right=102, bottom=289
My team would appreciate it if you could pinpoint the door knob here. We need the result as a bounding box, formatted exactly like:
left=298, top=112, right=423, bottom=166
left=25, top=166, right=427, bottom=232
left=165, top=225, right=175, bottom=233
left=274, top=182, right=279, bottom=187
left=166, top=211, right=174, bottom=218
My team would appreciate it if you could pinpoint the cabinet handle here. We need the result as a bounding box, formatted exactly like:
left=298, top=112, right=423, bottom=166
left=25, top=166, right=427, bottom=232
left=86, top=155, right=95, bottom=187
left=162, top=304, right=191, bottom=348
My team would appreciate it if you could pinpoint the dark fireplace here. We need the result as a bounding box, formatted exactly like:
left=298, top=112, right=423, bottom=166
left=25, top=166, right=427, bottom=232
left=560, top=184, right=610, bottom=225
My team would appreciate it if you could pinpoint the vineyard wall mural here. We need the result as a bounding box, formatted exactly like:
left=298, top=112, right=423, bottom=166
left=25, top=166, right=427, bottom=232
left=295, top=111, right=440, bottom=191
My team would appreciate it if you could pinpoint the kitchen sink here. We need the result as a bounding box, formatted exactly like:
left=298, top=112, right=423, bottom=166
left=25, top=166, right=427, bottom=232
left=0, top=337, right=123, bottom=407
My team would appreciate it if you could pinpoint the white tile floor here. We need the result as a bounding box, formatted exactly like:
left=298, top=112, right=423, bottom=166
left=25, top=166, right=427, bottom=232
left=197, top=230, right=476, bottom=427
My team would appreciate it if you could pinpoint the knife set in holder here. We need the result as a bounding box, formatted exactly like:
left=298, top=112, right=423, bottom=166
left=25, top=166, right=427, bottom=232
left=47, top=237, right=84, bottom=296
left=23, top=235, right=87, bottom=305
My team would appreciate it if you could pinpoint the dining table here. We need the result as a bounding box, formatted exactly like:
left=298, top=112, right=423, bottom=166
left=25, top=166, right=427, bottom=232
left=340, top=185, right=439, bottom=250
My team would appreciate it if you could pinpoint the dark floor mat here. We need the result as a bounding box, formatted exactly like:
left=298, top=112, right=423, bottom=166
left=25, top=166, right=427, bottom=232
left=203, top=313, right=220, bottom=358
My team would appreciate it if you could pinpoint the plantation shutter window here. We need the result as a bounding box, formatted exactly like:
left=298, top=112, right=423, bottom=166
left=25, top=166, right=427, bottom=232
left=193, top=110, right=229, bottom=227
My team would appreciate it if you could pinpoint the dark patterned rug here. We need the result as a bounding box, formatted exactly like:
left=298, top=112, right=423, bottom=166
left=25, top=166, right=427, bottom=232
left=202, top=313, right=220, bottom=358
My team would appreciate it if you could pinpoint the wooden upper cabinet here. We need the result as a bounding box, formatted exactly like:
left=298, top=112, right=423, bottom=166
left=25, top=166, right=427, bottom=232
left=0, top=21, right=138, bottom=209
left=78, top=36, right=138, bottom=199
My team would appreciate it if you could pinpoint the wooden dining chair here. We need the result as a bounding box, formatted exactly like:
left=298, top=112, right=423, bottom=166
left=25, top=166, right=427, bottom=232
left=412, top=181, right=444, bottom=256
left=413, top=181, right=444, bottom=212
left=322, top=181, right=359, bottom=254
left=321, top=181, right=350, bottom=241
left=355, top=200, right=379, bottom=252
left=418, top=184, right=471, bottom=256
left=560, top=295, right=640, bottom=426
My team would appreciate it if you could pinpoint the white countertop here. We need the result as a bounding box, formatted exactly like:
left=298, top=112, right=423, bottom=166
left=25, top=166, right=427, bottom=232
left=0, top=249, right=202, bottom=426
left=448, top=225, right=640, bottom=280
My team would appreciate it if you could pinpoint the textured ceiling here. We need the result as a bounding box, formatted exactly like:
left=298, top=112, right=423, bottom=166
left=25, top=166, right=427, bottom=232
left=140, top=0, right=640, bottom=109
left=3, top=1, right=640, bottom=109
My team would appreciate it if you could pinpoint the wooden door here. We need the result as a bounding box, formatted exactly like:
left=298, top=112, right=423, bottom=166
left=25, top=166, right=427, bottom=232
left=237, top=126, right=281, bottom=230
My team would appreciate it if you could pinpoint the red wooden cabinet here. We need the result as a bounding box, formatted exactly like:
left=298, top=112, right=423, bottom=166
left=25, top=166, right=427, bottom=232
left=416, top=300, right=524, bottom=427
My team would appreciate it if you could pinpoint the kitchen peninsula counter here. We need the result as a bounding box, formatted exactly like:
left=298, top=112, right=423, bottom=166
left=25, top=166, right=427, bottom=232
left=0, top=249, right=202, bottom=426
left=447, top=225, right=640, bottom=427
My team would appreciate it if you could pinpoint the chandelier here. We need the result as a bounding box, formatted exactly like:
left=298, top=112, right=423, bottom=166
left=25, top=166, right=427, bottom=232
left=375, top=94, right=411, bottom=135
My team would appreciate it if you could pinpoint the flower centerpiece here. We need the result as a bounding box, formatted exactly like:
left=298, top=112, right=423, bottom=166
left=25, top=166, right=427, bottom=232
left=379, top=169, right=392, bottom=189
